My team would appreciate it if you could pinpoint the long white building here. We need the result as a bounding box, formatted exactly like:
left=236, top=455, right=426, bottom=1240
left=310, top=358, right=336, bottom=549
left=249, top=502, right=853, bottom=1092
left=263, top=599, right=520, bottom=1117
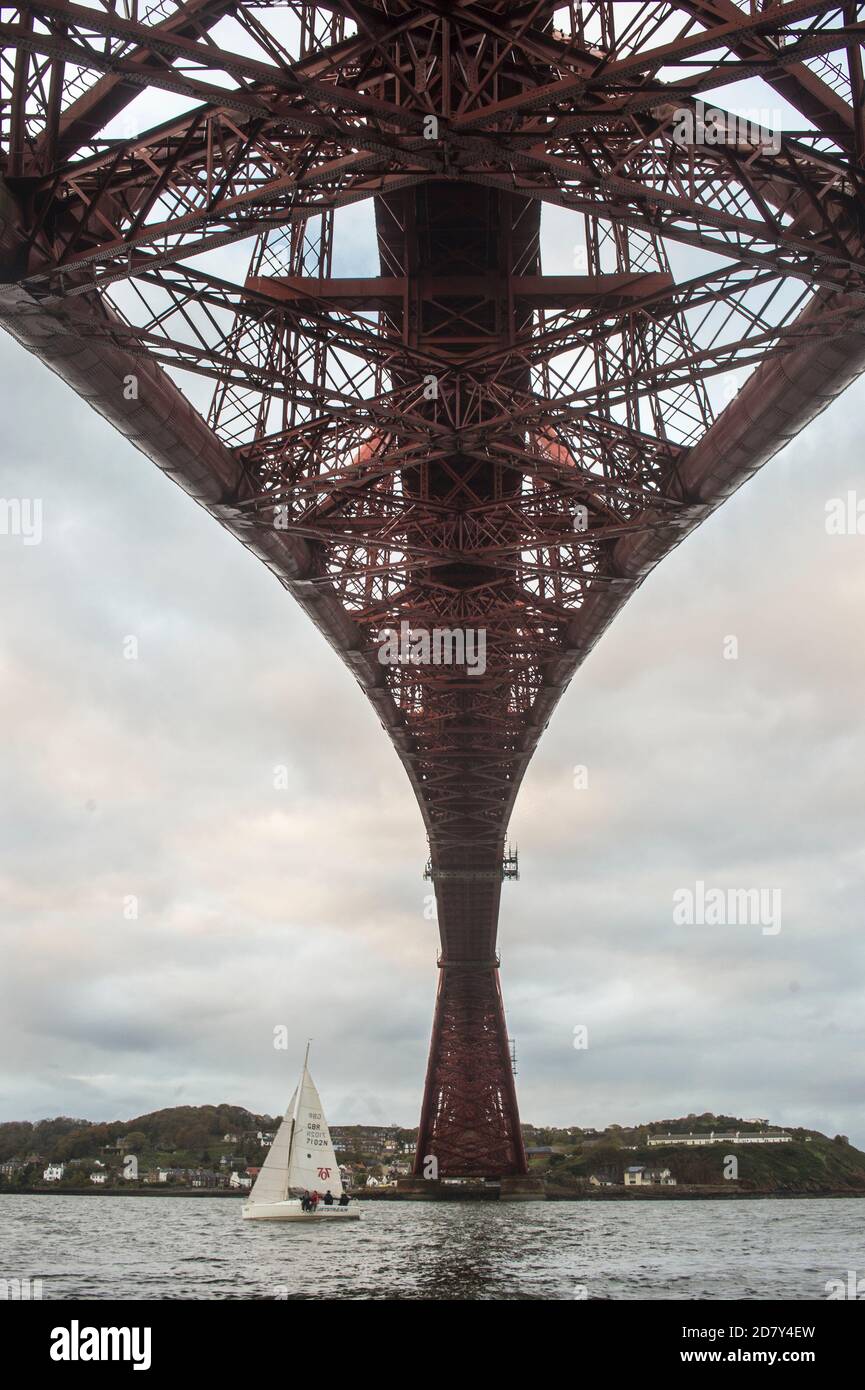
left=647, top=1131, right=792, bottom=1147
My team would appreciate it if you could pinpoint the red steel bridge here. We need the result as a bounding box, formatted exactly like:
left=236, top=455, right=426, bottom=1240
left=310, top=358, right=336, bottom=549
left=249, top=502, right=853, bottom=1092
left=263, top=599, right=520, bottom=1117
left=2, top=0, right=865, bottom=1182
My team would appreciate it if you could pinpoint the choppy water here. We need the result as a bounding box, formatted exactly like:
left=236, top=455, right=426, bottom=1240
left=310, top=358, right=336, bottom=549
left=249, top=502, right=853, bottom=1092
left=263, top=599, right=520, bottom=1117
left=1, top=1196, right=861, bottom=1300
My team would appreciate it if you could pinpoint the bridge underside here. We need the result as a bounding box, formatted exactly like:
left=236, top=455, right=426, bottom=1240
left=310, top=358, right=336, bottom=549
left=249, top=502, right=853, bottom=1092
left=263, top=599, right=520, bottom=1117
left=3, top=1, right=865, bottom=1180
left=374, top=178, right=539, bottom=1175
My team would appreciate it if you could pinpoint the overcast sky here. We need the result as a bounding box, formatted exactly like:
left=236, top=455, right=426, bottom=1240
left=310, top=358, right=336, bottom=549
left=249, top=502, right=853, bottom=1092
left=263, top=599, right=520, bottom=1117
left=2, top=318, right=864, bottom=1146
left=1, top=51, right=864, bottom=1145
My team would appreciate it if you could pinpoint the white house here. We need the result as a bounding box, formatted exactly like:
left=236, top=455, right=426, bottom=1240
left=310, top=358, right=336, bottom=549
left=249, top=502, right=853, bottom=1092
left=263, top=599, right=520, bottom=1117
left=90, top=1172, right=107, bottom=1185
left=648, top=1168, right=676, bottom=1186
left=190, top=1171, right=218, bottom=1189
left=624, top=1166, right=677, bottom=1187
left=229, top=1171, right=252, bottom=1189
left=157, top=1167, right=188, bottom=1183
left=43, top=1163, right=65, bottom=1182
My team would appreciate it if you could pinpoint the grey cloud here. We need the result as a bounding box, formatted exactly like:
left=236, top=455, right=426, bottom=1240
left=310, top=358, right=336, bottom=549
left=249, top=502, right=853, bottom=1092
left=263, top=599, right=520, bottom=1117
left=1, top=316, right=864, bottom=1146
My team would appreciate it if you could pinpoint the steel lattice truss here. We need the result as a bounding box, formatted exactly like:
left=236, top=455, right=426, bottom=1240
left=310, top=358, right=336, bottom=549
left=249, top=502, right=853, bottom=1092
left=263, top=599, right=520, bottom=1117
left=3, top=0, right=865, bottom=1178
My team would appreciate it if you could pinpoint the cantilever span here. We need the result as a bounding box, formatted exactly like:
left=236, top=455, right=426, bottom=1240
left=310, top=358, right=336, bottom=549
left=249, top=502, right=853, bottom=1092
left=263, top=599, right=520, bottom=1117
left=2, top=0, right=865, bottom=1180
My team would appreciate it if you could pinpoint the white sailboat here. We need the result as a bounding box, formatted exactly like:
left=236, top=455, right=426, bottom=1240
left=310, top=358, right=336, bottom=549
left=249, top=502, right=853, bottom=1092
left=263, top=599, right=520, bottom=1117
left=242, top=1045, right=361, bottom=1222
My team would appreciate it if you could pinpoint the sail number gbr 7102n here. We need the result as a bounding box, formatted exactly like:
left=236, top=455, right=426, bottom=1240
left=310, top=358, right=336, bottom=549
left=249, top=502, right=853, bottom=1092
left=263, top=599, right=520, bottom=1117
left=303, top=1113, right=330, bottom=1147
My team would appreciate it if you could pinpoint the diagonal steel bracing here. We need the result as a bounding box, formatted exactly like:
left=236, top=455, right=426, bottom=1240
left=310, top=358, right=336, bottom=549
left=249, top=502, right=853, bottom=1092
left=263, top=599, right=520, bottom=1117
left=2, top=0, right=865, bottom=1178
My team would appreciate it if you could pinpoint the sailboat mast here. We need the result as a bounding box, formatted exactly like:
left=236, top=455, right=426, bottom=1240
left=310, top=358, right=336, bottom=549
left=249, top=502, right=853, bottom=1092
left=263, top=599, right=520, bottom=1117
left=282, top=1045, right=309, bottom=1197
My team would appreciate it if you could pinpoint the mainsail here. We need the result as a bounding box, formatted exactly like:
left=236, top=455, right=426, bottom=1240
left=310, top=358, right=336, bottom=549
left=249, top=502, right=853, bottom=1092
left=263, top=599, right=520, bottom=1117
left=247, top=1050, right=343, bottom=1204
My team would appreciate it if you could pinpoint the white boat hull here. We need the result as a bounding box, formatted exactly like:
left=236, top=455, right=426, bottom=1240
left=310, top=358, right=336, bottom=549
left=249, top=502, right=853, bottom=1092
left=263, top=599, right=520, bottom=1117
left=242, top=1199, right=361, bottom=1222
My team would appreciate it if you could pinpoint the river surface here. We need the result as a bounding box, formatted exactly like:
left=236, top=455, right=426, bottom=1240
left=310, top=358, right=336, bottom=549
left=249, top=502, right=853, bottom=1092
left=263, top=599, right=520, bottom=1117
left=1, top=1196, right=861, bottom=1300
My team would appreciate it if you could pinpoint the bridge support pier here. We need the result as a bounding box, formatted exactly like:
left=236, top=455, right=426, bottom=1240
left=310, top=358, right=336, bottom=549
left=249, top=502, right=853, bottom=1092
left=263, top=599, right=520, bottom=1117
left=414, top=958, right=527, bottom=1181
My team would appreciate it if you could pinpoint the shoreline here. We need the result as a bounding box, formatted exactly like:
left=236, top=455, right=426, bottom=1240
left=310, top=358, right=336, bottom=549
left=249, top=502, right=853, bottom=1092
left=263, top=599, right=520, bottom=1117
left=2, top=1185, right=863, bottom=1201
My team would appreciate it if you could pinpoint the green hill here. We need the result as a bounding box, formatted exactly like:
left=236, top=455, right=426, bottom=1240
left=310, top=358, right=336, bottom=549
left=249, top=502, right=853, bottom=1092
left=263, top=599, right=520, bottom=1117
left=0, top=1104, right=279, bottom=1176
left=537, top=1119, right=865, bottom=1193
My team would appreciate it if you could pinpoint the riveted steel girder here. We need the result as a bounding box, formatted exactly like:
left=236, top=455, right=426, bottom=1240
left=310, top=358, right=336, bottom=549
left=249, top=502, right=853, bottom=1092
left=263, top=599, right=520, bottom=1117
left=3, top=0, right=865, bottom=1178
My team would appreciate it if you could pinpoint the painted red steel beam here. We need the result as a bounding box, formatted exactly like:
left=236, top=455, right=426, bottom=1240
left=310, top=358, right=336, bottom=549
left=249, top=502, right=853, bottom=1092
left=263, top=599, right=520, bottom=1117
left=1, top=268, right=863, bottom=1172
left=16, top=0, right=237, bottom=174
left=246, top=271, right=675, bottom=310
left=678, top=0, right=859, bottom=149
left=3, top=1, right=865, bottom=1180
